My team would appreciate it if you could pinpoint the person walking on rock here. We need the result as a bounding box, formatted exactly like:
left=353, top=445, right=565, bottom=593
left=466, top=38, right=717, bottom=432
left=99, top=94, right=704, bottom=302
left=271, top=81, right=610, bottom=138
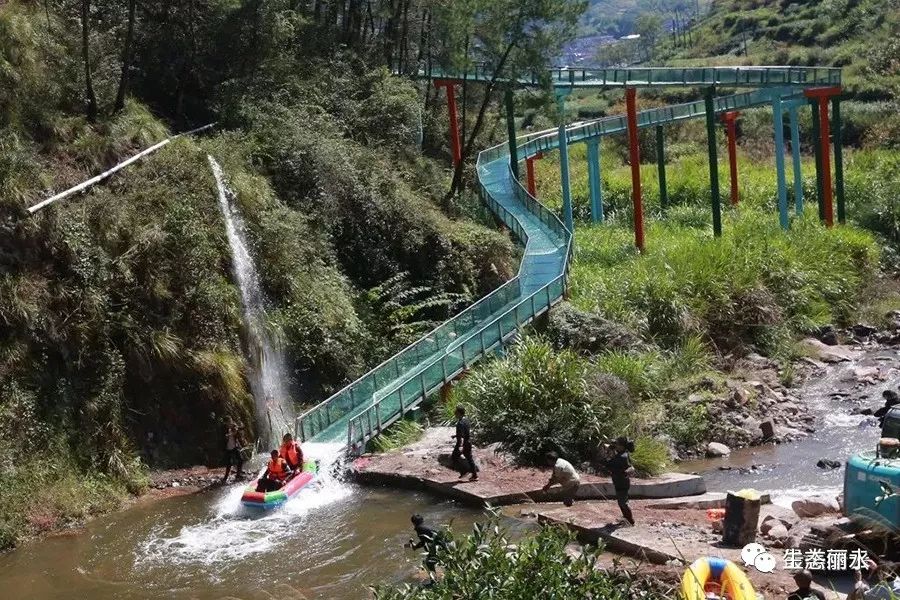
left=451, top=405, right=478, bottom=481
left=604, top=437, right=636, bottom=525
left=542, top=451, right=580, bottom=507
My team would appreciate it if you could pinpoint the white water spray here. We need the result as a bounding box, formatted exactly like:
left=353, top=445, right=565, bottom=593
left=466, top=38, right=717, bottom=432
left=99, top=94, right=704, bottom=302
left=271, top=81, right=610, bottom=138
left=138, top=443, right=350, bottom=566
left=209, top=155, right=294, bottom=449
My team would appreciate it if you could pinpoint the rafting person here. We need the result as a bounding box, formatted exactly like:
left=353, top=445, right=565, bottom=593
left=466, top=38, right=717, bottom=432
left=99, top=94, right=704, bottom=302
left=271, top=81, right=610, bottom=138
left=279, top=433, right=304, bottom=471
left=542, top=451, right=581, bottom=507
left=450, top=405, right=478, bottom=481
left=404, top=514, right=447, bottom=585
left=222, top=419, right=247, bottom=483
left=256, top=449, right=293, bottom=492
left=603, top=436, right=636, bottom=525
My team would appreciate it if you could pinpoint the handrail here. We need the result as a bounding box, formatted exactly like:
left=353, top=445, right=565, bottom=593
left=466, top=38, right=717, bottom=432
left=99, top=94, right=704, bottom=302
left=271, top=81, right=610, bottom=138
left=413, top=65, right=841, bottom=89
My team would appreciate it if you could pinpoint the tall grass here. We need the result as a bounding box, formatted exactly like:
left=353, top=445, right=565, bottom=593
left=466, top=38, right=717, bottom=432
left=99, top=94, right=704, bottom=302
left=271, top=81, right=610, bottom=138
left=570, top=210, right=880, bottom=354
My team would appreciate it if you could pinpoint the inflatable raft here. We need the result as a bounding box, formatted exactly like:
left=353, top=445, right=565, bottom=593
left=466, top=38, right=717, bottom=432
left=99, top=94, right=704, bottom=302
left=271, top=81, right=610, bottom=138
left=240, top=460, right=318, bottom=509
left=681, top=557, right=756, bottom=600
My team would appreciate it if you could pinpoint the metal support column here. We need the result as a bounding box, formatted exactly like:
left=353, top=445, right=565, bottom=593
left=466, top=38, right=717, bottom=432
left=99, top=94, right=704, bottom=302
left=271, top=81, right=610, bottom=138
left=772, top=95, right=789, bottom=230
left=704, top=87, right=722, bottom=237
left=434, top=80, right=462, bottom=167
left=721, top=111, right=740, bottom=206
left=832, top=96, right=846, bottom=224
left=587, top=139, right=604, bottom=223
left=556, top=89, right=574, bottom=234
left=625, top=87, right=644, bottom=250
left=809, top=99, right=825, bottom=221
left=505, top=87, right=519, bottom=180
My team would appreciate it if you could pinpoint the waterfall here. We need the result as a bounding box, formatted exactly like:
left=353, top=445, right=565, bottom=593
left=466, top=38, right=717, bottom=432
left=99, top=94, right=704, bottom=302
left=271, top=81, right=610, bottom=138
left=208, top=155, right=293, bottom=450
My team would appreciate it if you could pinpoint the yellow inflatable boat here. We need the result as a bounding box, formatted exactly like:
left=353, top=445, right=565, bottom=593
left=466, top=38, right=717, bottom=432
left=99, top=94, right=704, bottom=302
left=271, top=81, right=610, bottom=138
left=681, top=557, right=756, bottom=600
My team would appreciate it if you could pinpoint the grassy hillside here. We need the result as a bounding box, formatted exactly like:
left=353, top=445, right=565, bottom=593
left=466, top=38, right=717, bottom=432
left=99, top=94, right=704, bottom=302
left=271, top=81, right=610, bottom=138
left=656, top=0, right=900, bottom=100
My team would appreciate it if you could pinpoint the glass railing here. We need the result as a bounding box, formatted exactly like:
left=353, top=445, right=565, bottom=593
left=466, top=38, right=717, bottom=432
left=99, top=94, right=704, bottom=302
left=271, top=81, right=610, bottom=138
left=414, top=65, right=841, bottom=89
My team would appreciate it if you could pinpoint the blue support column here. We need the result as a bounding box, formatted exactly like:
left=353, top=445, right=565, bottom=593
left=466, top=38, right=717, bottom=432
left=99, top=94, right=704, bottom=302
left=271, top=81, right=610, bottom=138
left=586, top=138, right=604, bottom=223
left=772, top=94, right=789, bottom=230
left=788, top=105, right=803, bottom=215
left=556, top=90, right=574, bottom=234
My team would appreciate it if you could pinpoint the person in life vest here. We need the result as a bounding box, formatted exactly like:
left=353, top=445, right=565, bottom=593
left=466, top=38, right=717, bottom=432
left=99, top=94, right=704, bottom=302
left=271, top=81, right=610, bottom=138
left=256, top=449, right=293, bottom=492
left=279, top=433, right=304, bottom=471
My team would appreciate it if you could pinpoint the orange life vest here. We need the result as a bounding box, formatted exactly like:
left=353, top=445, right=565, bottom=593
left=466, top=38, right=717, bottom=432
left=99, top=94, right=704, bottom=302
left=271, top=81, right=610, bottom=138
left=280, top=441, right=303, bottom=468
left=267, top=457, right=288, bottom=480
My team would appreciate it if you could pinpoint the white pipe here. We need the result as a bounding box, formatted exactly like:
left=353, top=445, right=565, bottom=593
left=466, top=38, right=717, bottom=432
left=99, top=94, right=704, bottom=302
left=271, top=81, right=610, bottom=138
left=27, top=122, right=216, bottom=215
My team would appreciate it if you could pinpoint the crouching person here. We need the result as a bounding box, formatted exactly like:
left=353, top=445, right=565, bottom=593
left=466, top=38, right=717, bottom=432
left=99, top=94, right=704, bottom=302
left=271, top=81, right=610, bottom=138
left=542, top=451, right=581, bottom=507
left=256, top=449, right=292, bottom=492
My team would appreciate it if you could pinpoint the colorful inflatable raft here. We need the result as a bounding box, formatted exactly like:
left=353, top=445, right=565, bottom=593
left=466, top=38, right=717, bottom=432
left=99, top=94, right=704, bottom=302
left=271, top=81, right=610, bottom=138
left=681, top=557, right=756, bottom=600
left=240, top=460, right=318, bottom=509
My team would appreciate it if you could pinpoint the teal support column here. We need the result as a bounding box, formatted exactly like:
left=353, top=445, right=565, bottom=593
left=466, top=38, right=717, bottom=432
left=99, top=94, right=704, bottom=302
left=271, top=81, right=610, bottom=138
left=556, top=90, right=574, bottom=233
left=772, top=94, right=789, bottom=230
left=505, top=88, right=519, bottom=180
left=832, top=96, right=846, bottom=224
left=810, top=99, right=825, bottom=221
left=704, top=87, right=722, bottom=237
left=656, top=125, right=668, bottom=209
left=789, top=105, right=803, bottom=215
left=586, top=139, right=604, bottom=223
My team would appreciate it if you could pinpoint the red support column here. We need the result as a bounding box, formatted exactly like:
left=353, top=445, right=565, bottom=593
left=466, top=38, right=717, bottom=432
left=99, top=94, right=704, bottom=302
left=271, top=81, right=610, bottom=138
left=804, top=86, right=841, bottom=228
left=721, top=111, right=741, bottom=205
left=435, top=80, right=462, bottom=167
left=525, top=152, right=543, bottom=197
left=625, top=88, right=644, bottom=252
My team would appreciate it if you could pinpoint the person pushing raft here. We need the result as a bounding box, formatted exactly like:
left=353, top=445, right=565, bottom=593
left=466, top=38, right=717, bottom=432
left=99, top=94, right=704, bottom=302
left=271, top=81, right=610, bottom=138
left=256, top=449, right=293, bottom=492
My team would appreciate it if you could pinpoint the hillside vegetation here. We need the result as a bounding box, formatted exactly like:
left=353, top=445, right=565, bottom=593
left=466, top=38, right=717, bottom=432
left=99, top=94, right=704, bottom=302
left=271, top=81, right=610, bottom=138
left=657, top=0, right=900, bottom=101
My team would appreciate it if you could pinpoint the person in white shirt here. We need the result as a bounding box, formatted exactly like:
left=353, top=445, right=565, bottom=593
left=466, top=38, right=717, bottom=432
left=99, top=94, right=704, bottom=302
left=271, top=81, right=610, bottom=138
left=542, top=451, right=580, bottom=507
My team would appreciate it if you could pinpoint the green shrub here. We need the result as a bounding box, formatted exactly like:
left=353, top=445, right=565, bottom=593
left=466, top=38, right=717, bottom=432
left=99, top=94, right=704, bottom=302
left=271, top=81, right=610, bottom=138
left=630, top=437, right=669, bottom=476
left=367, top=419, right=424, bottom=453
left=372, top=515, right=672, bottom=600
left=452, top=338, right=634, bottom=463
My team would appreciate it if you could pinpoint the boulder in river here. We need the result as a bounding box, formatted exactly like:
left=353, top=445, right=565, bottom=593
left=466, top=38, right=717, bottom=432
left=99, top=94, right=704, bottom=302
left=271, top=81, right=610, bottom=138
left=791, top=495, right=840, bottom=518
left=799, top=338, right=862, bottom=363
left=706, top=442, right=731, bottom=457
left=759, top=419, right=775, bottom=440
left=816, top=459, right=841, bottom=470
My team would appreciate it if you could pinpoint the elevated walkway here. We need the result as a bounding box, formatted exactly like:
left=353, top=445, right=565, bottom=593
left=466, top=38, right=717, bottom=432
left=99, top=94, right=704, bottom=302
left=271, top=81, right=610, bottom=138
left=296, top=67, right=840, bottom=451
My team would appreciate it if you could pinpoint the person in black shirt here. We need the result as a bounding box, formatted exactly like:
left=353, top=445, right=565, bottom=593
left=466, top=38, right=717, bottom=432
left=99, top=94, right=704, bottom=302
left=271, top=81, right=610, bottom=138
left=405, top=514, right=446, bottom=585
left=787, top=570, right=826, bottom=600
left=604, top=437, right=636, bottom=525
left=451, top=405, right=478, bottom=481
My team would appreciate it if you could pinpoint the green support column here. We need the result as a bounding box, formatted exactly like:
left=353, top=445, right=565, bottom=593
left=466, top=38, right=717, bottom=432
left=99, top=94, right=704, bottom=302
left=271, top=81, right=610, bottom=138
left=587, top=139, right=604, bottom=223
left=772, top=94, right=789, bottom=230
left=656, top=125, right=668, bottom=210
left=556, top=90, right=574, bottom=234
left=788, top=105, right=803, bottom=215
left=832, top=96, right=846, bottom=224
left=810, top=99, right=825, bottom=221
left=505, top=88, right=519, bottom=180
left=704, top=87, right=722, bottom=237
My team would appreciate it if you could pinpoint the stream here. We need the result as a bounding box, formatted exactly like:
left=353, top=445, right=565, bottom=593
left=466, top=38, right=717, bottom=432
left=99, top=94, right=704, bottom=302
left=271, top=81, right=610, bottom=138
left=679, top=346, right=900, bottom=506
left=0, top=347, right=896, bottom=598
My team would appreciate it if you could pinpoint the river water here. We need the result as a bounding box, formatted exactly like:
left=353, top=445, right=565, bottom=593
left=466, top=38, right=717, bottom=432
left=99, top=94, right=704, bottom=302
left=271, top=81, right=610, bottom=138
left=1, top=349, right=895, bottom=598
left=0, top=445, right=500, bottom=599
left=679, top=347, right=900, bottom=506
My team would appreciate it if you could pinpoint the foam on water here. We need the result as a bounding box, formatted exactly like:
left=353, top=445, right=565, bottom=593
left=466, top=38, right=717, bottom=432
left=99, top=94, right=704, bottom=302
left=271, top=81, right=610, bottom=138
left=138, top=443, right=349, bottom=566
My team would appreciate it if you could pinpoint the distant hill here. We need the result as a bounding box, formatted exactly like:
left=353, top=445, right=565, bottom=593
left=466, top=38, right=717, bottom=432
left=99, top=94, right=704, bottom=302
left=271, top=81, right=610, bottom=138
left=580, top=0, right=706, bottom=38
left=656, top=0, right=900, bottom=100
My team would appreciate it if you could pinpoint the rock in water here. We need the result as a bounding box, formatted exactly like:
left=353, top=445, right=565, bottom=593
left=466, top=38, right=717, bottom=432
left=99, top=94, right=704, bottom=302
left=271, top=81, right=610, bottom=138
left=798, top=338, right=862, bottom=363
left=816, top=459, right=841, bottom=470
left=791, top=495, right=840, bottom=518
left=706, top=442, right=731, bottom=457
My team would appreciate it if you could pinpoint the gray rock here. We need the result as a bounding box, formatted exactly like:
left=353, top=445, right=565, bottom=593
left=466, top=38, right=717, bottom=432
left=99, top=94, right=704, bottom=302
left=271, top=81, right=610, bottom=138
left=799, top=338, right=862, bottom=363
left=706, top=442, right=731, bottom=457
left=760, top=420, right=775, bottom=439
left=816, top=459, right=841, bottom=470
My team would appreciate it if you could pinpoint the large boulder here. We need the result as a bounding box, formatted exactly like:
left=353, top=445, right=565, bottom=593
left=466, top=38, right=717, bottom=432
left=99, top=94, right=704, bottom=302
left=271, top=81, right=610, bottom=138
left=706, top=442, right=731, bottom=457
left=791, top=495, right=841, bottom=518
left=798, top=338, right=862, bottom=363
left=547, top=303, right=642, bottom=354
